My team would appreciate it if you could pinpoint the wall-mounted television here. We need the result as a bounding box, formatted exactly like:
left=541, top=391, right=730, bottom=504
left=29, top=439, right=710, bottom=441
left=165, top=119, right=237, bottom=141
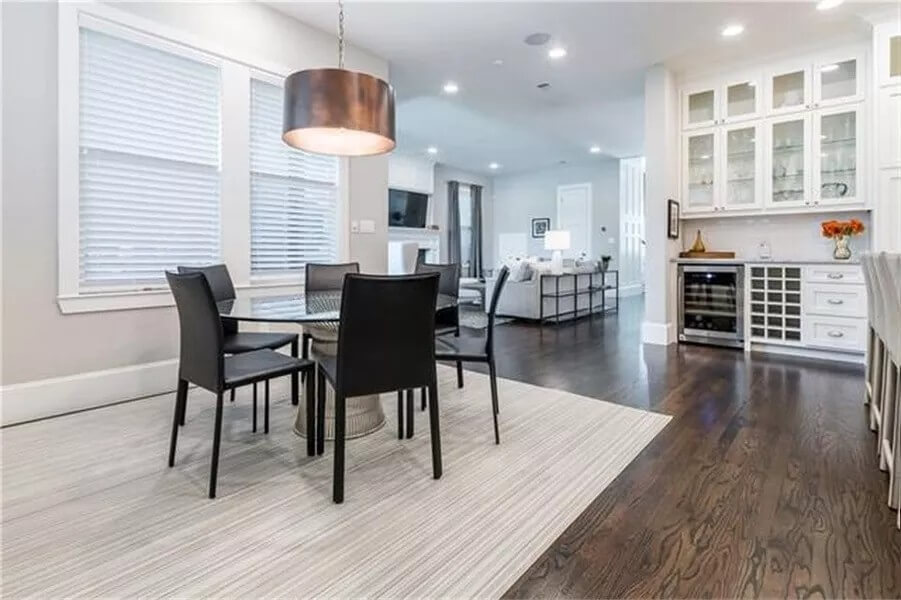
left=389, top=189, right=429, bottom=228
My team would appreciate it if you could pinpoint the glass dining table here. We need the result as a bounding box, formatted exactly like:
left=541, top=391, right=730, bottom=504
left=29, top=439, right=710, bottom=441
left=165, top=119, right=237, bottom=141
left=218, top=291, right=457, bottom=440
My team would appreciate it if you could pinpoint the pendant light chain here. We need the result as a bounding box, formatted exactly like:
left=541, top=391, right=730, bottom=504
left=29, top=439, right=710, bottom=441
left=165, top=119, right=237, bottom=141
left=337, top=0, right=345, bottom=69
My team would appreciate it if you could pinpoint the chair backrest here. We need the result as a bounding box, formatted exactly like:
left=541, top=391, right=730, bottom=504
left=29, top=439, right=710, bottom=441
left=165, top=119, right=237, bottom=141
left=177, top=264, right=236, bottom=302
left=875, top=253, right=900, bottom=358
left=415, top=261, right=461, bottom=299
left=884, top=253, right=901, bottom=358
left=336, top=273, right=439, bottom=398
left=166, top=271, right=224, bottom=392
left=486, top=266, right=510, bottom=353
left=305, top=262, right=360, bottom=292
left=861, top=253, right=877, bottom=326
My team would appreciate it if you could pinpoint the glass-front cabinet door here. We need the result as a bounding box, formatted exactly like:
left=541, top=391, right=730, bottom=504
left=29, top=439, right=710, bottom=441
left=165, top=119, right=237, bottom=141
left=814, top=106, right=861, bottom=206
left=813, top=55, right=862, bottom=107
left=723, top=78, right=759, bottom=123
left=769, top=67, right=809, bottom=115
left=888, top=33, right=901, bottom=85
left=682, top=129, right=718, bottom=213
left=767, top=115, right=809, bottom=208
left=721, top=124, right=761, bottom=210
left=683, top=86, right=717, bottom=129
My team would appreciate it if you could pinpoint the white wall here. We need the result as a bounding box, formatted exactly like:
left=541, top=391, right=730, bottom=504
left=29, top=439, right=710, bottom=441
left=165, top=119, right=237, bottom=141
left=432, top=165, right=494, bottom=264
left=490, top=160, right=620, bottom=267
left=642, top=65, right=681, bottom=345
left=681, top=212, right=872, bottom=259
left=0, top=2, right=389, bottom=395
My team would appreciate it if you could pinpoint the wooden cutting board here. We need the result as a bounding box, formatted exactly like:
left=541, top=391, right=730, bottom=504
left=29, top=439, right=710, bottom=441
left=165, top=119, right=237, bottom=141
left=678, top=251, right=736, bottom=259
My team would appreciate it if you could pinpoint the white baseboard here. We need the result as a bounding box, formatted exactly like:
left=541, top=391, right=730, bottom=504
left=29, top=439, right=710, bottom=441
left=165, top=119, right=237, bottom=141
left=0, top=359, right=178, bottom=426
left=618, top=283, right=644, bottom=298
left=642, top=321, right=676, bottom=345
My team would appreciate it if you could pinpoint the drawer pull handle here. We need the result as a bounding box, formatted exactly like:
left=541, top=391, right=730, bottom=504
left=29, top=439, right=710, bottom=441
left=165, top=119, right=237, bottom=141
left=827, top=299, right=844, bottom=305
left=827, top=273, right=844, bottom=280
left=828, top=330, right=845, bottom=338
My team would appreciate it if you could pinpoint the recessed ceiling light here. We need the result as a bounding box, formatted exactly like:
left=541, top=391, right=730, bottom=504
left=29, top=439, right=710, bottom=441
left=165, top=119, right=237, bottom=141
left=548, top=46, right=567, bottom=59
left=442, top=81, right=459, bottom=94
left=821, top=63, right=840, bottom=73
left=721, top=24, right=744, bottom=38
left=589, top=145, right=601, bottom=154
left=427, top=146, right=438, bottom=155
left=489, top=162, right=500, bottom=170
left=816, top=0, right=844, bottom=10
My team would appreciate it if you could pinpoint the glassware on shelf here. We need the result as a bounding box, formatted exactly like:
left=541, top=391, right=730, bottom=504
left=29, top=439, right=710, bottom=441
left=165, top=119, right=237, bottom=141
left=820, top=111, right=856, bottom=199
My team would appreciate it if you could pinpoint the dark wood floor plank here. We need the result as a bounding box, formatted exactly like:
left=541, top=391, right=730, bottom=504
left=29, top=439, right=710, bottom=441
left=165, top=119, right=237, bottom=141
left=477, top=298, right=901, bottom=599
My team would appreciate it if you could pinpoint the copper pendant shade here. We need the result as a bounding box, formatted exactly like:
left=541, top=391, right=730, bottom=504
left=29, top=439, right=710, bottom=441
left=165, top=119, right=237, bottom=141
left=282, top=68, right=396, bottom=157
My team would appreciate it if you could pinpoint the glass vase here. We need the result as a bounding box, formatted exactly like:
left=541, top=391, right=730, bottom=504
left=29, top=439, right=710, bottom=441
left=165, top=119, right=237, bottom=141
left=833, top=235, right=852, bottom=260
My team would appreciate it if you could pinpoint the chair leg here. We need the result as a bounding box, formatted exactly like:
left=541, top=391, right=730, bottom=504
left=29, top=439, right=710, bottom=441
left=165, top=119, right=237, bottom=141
left=316, top=369, right=326, bottom=455
left=230, top=388, right=235, bottom=403
left=456, top=362, right=464, bottom=388
left=252, top=383, right=258, bottom=433
left=406, top=389, right=415, bottom=439
left=264, top=379, right=270, bottom=434
left=178, top=380, right=188, bottom=427
left=291, top=339, right=300, bottom=406
left=397, top=391, right=404, bottom=439
left=305, top=368, right=315, bottom=457
left=488, top=359, right=501, bottom=445
left=333, top=393, right=346, bottom=504
left=209, top=392, right=224, bottom=499
left=427, top=381, right=442, bottom=479
left=301, top=333, right=310, bottom=385
left=421, top=387, right=427, bottom=411
left=168, top=379, right=188, bottom=467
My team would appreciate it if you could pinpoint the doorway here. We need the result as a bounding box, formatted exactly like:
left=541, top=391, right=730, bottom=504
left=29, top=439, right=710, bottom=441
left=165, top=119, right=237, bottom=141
left=619, top=157, right=646, bottom=295
left=556, top=183, right=592, bottom=259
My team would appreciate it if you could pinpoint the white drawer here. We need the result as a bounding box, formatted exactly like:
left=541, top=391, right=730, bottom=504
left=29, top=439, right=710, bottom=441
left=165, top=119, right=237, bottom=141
left=802, top=315, right=866, bottom=352
left=804, top=264, right=863, bottom=285
left=802, top=283, right=867, bottom=318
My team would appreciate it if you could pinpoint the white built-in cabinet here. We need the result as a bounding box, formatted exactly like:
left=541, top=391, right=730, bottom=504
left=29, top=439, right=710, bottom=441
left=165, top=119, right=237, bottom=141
left=874, top=20, right=901, bottom=252
left=680, top=46, right=867, bottom=217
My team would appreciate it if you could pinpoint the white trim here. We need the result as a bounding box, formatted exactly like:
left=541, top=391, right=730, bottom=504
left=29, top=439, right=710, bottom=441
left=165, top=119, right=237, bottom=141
left=749, top=343, right=865, bottom=364
left=555, top=183, right=593, bottom=258
left=618, top=283, right=645, bottom=298
left=0, top=359, right=178, bottom=426
left=642, top=321, right=676, bottom=345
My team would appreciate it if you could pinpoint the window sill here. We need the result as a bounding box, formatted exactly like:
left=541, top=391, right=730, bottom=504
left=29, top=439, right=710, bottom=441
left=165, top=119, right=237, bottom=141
left=57, top=280, right=303, bottom=314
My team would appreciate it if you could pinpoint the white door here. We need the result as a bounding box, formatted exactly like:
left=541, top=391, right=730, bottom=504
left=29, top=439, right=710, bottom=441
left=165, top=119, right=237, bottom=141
left=556, top=183, right=592, bottom=259
left=619, top=157, right=646, bottom=293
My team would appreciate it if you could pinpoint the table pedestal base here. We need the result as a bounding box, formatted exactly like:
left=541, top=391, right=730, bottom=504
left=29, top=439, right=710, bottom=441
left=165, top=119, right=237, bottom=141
left=292, top=325, right=385, bottom=440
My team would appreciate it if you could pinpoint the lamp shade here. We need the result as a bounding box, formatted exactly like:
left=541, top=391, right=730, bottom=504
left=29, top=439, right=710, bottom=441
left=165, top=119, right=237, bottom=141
left=282, top=68, right=396, bottom=156
left=544, top=230, right=571, bottom=251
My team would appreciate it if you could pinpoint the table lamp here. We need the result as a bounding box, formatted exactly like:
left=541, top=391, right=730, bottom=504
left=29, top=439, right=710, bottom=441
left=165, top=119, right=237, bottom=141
left=544, top=230, right=570, bottom=274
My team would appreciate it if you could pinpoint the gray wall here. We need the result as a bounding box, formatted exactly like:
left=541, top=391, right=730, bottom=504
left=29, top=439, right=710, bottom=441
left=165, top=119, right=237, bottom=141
left=490, top=160, right=620, bottom=266
left=432, top=165, right=494, bottom=265
left=1, top=1, right=389, bottom=385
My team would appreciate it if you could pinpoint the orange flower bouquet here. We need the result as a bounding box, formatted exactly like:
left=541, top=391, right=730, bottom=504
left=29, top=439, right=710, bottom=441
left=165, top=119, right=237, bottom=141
left=821, top=219, right=865, bottom=260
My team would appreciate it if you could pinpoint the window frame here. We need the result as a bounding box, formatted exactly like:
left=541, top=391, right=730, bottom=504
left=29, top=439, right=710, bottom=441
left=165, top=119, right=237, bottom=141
left=57, top=2, right=349, bottom=314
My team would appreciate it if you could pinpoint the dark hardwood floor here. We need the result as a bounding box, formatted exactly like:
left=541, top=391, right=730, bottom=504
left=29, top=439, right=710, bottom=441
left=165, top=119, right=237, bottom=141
left=464, top=297, right=901, bottom=599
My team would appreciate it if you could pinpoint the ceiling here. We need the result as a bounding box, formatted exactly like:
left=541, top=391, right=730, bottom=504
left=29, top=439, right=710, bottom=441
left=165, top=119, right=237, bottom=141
left=265, top=1, right=881, bottom=175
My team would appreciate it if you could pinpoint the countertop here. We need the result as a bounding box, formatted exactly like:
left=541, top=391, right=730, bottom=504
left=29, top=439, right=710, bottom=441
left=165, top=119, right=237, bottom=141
left=671, top=258, right=861, bottom=265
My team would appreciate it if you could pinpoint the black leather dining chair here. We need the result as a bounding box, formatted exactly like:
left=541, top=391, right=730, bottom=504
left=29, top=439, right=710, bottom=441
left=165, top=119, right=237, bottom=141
left=434, top=266, right=509, bottom=445
left=177, top=265, right=301, bottom=417
left=165, top=271, right=315, bottom=498
left=314, top=272, right=441, bottom=503
left=302, top=262, right=361, bottom=359
left=401, top=261, right=461, bottom=437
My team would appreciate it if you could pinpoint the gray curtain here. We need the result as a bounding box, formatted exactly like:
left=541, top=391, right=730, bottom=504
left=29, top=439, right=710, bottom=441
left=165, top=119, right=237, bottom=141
left=470, top=184, right=483, bottom=279
left=447, top=181, right=462, bottom=265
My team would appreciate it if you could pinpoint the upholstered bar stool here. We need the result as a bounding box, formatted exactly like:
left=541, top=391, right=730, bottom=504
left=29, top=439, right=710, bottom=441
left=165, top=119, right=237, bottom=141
left=865, top=255, right=889, bottom=436
left=862, top=254, right=879, bottom=411
left=877, top=253, right=901, bottom=516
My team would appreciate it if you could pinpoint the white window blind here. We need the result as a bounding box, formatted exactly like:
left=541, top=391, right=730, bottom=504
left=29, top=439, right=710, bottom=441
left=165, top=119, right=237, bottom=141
left=78, top=26, right=221, bottom=290
left=250, top=78, right=339, bottom=277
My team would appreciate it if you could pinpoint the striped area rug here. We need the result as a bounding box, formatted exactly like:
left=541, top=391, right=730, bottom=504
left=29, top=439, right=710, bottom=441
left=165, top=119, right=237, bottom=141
left=1, top=366, right=670, bottom=598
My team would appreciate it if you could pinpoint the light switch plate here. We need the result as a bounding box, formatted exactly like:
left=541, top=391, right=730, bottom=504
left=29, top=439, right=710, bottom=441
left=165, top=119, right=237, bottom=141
left=359, top=219, right=376, bottom=233
left=350, top=221, right=360, bottom=233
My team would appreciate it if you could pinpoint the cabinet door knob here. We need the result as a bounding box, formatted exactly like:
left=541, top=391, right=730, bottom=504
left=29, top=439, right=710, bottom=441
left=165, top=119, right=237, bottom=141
left=827, top=330, right=845, bottom=338
left=827, top=273, right=844, bottom=280
left=827, top=298, right=844, bottom=305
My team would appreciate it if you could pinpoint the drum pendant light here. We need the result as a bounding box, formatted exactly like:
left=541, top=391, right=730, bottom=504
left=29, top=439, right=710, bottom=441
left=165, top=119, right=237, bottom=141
left=282, top=0, right=395, bottom=156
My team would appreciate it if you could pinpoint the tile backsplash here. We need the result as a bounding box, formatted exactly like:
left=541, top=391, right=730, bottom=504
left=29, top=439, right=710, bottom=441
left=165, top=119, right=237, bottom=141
left=680, top=211, right=871, bottom=260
